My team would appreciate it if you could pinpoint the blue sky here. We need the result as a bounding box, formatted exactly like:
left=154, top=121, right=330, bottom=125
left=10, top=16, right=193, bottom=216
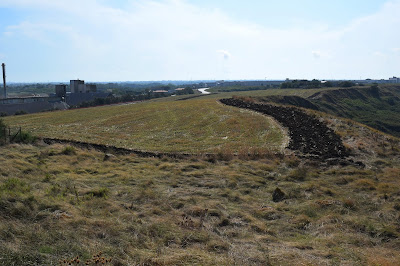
left=0, top=0, right=399, bottom=82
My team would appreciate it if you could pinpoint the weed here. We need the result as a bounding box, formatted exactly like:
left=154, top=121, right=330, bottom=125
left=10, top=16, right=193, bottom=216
left=0, top=178, right=30, bottom=195
left=14, top=110, right=27, bottom=115
left=61, top=146, right=76, bottom=155
left=288, top=167, right=308, bottom=181
left=343, top=199, right=356, bottom=210
left=0, top=119, right=6, bottom=145
left=14, top=131, right=37, bottom=144
left=85, top=188, right=109, bottom=199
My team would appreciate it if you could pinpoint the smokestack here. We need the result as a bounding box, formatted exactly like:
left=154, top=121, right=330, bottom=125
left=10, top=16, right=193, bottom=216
left=1, top=63, right=6, bottom=99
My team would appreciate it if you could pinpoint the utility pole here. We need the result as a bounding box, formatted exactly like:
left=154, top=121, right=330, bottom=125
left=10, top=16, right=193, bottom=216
left=1, top=63, right=6, bottom=99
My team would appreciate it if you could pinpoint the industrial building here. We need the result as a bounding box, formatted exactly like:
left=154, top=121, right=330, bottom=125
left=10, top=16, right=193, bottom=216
left=55, top=84, right=67, bottom=98
left=0, top=77, right=110, bottom=115
left=70, top=80, right=97, bottom=93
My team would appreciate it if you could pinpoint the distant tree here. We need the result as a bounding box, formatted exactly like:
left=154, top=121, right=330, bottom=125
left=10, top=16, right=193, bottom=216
left=370, top=84, right=380, bottom=98
left=339, top=81, right=355, bottom=88
left=14, top=110, right=28, bottom=116
left=121, top=94, right=134, bottom=102
left=185, top=88, right=194, bottom=94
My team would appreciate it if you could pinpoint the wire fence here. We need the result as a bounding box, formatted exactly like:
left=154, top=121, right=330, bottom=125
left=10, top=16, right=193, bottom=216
left=1, top=126, right=22, bottom=144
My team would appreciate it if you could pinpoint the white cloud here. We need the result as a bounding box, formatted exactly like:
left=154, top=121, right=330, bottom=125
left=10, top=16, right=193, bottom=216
left=1, top=0, right=400, bottom=81
left=312, top=51, right=321, bottom=59
left=373, top=51, right=386, bottom=57
left=217, top=50, right=232, bottom=60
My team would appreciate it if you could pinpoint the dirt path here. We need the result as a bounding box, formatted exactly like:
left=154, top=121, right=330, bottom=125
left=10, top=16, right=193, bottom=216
left=220, top=98, right=350, bottom=160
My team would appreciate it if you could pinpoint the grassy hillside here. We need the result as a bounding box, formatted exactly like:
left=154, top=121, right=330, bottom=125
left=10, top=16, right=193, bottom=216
left=1, top=87, right=400, bottom=265
left=0, top=132, right=399, bottom=265
left=204, top=87, right=340, bottom=100
left=255, top=85, right=400, bottom=138
left=4, top=99, right=285, bottom=153
left=309, top=86, right=400, bottom=137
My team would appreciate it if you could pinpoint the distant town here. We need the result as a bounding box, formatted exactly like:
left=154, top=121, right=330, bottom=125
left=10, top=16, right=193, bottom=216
left=1, top=62, right=399, bottom=116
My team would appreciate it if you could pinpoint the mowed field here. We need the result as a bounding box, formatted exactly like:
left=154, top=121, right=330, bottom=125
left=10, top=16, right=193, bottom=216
left=4, top=98, right=286, bottom=153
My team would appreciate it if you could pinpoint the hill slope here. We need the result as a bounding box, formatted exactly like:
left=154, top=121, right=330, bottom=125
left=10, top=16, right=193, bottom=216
left=1, top=88, right=400, bottom=265
left=4, top=99, right=285, bottom=153
left=0, top=128, right=399, bottom=265
left=257, top=85, right=400, bottom=137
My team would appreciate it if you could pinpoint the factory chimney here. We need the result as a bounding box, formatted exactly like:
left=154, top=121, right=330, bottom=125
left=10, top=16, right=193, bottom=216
left=1, top=63, right=6, bottom=99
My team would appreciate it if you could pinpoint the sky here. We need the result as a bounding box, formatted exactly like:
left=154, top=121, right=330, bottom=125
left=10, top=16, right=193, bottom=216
left=0, top=0, right=399, bottom=82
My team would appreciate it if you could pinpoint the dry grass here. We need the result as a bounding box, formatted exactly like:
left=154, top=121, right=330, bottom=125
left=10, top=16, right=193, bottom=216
left=0, top=141, right=399, bottom=265
left=4, top=98, right=285, bottom=154
left=1, top=88, right=400, bottom=265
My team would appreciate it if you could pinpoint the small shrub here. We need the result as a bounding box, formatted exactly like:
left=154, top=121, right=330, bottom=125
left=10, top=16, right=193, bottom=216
left=61, top=146, right=76, bottom=155
left=14, top=110, right=28, bottom=115
left=14, top=131, right=37, bottom=144
left=218, top=218, right=230, bottom=227
left=215, top=147, right=234, bottom=161
left=343, top=199, right=356, bottom=210
left=0, top=119, right=6, bottom=145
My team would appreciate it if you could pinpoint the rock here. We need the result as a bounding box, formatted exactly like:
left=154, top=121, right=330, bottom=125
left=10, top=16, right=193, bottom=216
left=52, top=210, right=72, bottom=219
left=218, top=218, right=230, bottom=227
left=103, top=153, right=116, bottom=161
left=272, top=188, right=286, bottom=202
